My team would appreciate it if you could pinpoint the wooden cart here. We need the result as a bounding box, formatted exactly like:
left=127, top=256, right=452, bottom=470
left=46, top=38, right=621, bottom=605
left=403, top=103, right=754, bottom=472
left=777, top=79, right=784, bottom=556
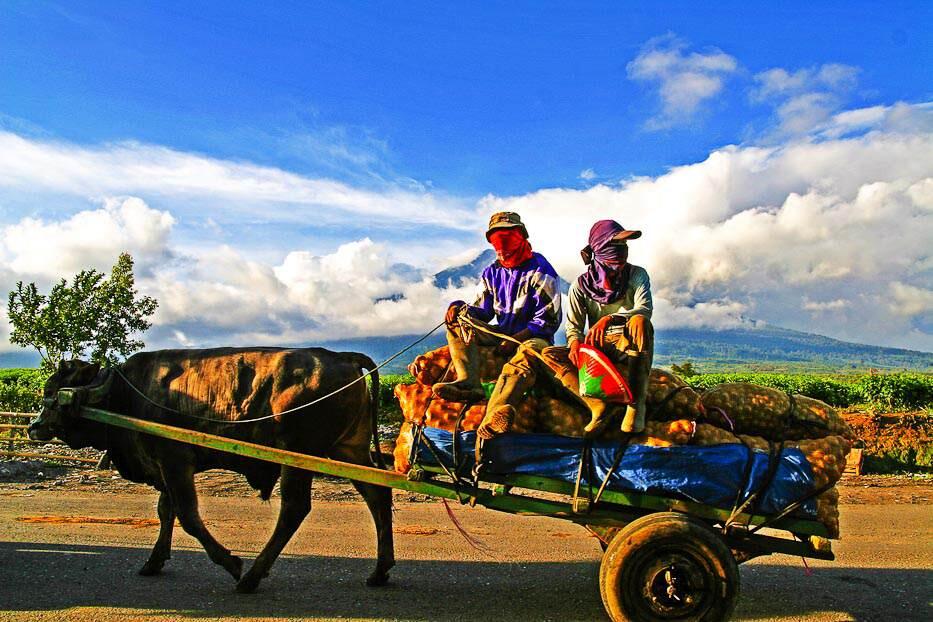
left=77, top=405, right=835, bottom=622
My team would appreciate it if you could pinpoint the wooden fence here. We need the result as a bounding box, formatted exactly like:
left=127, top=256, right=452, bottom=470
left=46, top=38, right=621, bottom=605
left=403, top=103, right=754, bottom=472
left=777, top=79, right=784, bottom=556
left=0, top=412, right=98, bottom=464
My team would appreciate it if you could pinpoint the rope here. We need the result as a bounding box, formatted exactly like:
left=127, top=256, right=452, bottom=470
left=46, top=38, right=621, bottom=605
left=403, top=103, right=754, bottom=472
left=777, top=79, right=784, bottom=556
left=110, top=320, right=446, bottom=425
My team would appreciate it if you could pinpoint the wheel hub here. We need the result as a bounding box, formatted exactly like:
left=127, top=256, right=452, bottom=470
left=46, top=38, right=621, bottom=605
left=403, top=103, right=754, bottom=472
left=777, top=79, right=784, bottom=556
left=641, top=554, right=709, bottom=617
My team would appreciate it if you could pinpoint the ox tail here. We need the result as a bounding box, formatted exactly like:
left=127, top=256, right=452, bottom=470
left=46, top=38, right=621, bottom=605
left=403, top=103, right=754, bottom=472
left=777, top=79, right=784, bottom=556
left=351, top=353, right=386, bottom=470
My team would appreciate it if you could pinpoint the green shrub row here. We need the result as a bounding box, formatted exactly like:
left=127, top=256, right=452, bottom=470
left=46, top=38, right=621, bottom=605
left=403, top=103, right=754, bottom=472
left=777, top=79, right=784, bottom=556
left=686, top=372, right=933, bottom=410
left=3, top=367, right=929, bottom=415
left=0, top=368, right=47, bottom=412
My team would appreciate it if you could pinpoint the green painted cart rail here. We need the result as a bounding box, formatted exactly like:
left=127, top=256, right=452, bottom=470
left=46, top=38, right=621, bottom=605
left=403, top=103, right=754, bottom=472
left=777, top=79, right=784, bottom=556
left=78, top=406, right=833, bottom=560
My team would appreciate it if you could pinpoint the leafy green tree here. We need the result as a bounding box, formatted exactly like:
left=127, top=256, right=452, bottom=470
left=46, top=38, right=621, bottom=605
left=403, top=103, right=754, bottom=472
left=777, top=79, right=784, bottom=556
left=671, top=360, right=699, bottom=378
left=7, top=253, right=158, bottom=371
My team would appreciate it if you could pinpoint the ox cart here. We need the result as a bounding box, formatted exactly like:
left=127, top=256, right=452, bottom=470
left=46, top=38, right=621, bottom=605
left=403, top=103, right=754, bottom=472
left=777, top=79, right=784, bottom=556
left=61, top=395, right=835, bottom=622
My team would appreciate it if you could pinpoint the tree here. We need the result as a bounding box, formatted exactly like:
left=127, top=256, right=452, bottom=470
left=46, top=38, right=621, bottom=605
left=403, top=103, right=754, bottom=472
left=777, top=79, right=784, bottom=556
left=7, top=253, right=158, bottom=371
left=671, top=360, right=699, bottom=378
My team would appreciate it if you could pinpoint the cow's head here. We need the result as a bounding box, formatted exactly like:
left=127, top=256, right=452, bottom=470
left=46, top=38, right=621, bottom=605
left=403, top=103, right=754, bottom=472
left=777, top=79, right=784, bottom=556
left=28, top=360, right=102, bottom=442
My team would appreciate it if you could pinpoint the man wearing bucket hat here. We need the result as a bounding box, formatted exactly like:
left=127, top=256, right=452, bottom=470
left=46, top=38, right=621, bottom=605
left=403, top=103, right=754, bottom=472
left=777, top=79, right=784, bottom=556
left=433, top=212, right=562, bottom=435
left=566, top=219, right=653, bottom=434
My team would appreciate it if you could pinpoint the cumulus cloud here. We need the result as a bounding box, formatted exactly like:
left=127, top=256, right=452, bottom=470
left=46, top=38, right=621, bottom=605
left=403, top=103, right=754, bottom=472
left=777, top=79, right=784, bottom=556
left=627, top=35, right=738, bottom=129
left=143, top=238, right=476, bottom=347
left=0, top=102, right=930, bottom=354
left=752, top=63, right=860, bottom=136
left=0, top=197, right=175, bottom=279
left=889, top=282, right=933, bottom=317
left=481, top=102, right=933, bottom=350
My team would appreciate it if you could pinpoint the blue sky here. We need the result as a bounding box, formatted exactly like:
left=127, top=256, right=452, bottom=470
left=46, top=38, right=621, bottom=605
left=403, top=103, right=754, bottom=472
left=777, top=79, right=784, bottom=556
left=0, top=2, right=931, bottom=352
left=3, top=2, right=929, bottom=195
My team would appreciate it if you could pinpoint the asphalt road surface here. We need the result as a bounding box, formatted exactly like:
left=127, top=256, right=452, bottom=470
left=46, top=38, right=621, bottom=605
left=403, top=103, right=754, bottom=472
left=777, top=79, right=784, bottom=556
left=0, top=490, right=930, bottom=621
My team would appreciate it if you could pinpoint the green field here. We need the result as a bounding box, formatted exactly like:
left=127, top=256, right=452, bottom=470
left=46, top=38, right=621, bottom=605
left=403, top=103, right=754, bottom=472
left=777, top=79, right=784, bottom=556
left=4, top=368, right=930, bottom=415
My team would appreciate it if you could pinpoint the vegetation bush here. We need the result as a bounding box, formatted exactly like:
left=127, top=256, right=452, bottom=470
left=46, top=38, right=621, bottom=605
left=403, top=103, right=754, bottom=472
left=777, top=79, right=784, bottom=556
left=0, top=368, right=47, bottom=412
left=378, top=373, right=413, bottom=424
left=3, top=366, right=929, bottom=417
left=686, top=372, right=932, bottom=410
left=853, top=373, right=932, bottom=410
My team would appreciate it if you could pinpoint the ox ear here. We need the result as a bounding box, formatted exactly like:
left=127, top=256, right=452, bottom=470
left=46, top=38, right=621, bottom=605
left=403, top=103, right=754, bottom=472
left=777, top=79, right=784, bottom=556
left=60, top=359, right=101, bottom=387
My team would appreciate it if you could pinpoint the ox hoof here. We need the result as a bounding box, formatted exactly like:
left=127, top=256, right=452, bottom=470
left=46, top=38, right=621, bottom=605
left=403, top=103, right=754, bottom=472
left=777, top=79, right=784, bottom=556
left=235, top=572, right=262, bottom=594
left=365, top=572, right=390, bottom=587
left=224, top=555, right=244, bottom=581
left=138, top=560, right=165, bottom=576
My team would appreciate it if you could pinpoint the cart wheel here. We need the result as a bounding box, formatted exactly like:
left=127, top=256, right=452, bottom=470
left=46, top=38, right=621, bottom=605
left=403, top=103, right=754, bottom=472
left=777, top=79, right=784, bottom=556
left=599, top=512, right=739, bottom=622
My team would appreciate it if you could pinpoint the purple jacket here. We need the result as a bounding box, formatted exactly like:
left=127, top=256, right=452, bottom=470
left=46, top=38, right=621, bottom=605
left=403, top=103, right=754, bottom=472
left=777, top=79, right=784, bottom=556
left=466, top=252, right=562, bottom=343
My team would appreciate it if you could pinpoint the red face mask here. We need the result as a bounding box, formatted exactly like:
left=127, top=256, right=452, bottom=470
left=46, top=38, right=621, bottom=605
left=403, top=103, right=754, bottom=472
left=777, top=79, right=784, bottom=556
left=489, top=229, right=533, bottom=268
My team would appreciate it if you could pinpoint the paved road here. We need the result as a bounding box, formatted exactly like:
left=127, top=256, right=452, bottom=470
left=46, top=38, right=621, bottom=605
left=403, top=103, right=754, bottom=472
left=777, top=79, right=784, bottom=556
left=0, top=490, right=930, bottom=621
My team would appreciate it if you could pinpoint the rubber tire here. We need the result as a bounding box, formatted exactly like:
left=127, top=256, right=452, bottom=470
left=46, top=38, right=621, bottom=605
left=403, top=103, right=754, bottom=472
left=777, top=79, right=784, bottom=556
left=599, top=512, right=739, bottom=622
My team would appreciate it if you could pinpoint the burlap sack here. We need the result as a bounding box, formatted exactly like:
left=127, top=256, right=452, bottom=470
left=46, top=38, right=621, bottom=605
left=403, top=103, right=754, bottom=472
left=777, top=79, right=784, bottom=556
left=700, top=383, right=853, bottom=441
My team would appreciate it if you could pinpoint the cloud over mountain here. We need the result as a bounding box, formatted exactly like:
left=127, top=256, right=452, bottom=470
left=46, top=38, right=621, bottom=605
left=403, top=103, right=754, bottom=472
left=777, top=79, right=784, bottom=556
left=0, top=102, right=930, bottom=353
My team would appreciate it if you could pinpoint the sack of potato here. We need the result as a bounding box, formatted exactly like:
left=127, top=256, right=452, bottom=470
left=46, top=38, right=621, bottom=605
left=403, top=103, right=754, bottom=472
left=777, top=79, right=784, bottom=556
left=394, top=382, right=486, bottom=431
left=407, top=346, right=452, bottom=385
left=700, top=383, right=854, bottom=441
left=394, top=422, right=414, bottom=473
left=628, top=419, right=697, bottom=447
left=407, top=345, right=510, bottom=386
left=647, top=369, right=705, bottom=421
left=692, top=422, right=848, bottom=537
left=815, top=487, right=841, bottom=539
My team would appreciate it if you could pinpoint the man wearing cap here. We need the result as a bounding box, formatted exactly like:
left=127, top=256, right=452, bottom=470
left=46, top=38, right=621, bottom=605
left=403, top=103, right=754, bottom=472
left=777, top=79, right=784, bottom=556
left=566, top=219, right=653, bottom=434
left=433, top=212, right=562, bottom=438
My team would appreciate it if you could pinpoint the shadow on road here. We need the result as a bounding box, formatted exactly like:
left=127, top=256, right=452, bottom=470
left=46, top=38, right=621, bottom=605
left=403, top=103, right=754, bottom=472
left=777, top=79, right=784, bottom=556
left=0, top=541, right=930, bottom=620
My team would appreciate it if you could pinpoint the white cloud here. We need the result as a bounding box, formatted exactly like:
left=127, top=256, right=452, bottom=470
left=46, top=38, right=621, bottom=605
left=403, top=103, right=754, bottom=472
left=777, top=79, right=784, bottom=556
left=0, top=197, right=175, bottom=279
left=627, top=35, right=738, bottom=129
left=0, top=131, right=475, bottom=229
left=889, top=282, right=933, bottom=317
left=0, top=102, right=930, bottom=354
left=752, top=63, right=860, bottom=136
left=803, top=299, right=848, bottom=312
left=579, top=168, right=597, bottom=181
left=752, top=64, right=859, bottom=100
left=481, top=102, right=933, bottom=350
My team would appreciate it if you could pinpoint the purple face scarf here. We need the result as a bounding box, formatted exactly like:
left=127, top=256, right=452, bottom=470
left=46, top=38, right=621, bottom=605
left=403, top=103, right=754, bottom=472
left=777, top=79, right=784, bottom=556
left=577, top=220, right=632, bottom=304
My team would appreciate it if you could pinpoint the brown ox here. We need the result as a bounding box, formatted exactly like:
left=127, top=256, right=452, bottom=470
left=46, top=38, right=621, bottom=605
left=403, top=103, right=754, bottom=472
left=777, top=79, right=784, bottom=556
left=27, top=347, right=394, bottom=593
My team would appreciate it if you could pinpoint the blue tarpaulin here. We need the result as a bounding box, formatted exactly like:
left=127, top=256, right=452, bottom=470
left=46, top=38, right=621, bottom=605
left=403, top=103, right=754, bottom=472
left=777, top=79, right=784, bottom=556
left=414, top=427, right=818, bottom=518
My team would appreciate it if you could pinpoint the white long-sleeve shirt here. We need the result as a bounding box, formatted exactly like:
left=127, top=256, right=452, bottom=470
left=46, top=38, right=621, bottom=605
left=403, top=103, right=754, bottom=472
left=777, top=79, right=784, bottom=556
left=565, top=264, right=652, bottom=344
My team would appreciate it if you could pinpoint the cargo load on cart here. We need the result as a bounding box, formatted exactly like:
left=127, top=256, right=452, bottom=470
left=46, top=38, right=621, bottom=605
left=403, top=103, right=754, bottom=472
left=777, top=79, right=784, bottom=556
left=394, top=345, right=855, bottom=539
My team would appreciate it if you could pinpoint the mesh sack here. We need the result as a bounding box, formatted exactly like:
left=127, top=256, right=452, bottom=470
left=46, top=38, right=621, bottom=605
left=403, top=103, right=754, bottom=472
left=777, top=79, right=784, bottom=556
left=701, top=383, right=852, bottom=442
left=647, top=369, right=705, bottom=422
left=629, top=419, right=697, bottom=447
left=692, top=422, right=741, bottom=446
left=393, top=382, right=486, bottom=431
left=408, top=346, right=453, bottom=386
left=393, top=422, right=414, bottom=474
